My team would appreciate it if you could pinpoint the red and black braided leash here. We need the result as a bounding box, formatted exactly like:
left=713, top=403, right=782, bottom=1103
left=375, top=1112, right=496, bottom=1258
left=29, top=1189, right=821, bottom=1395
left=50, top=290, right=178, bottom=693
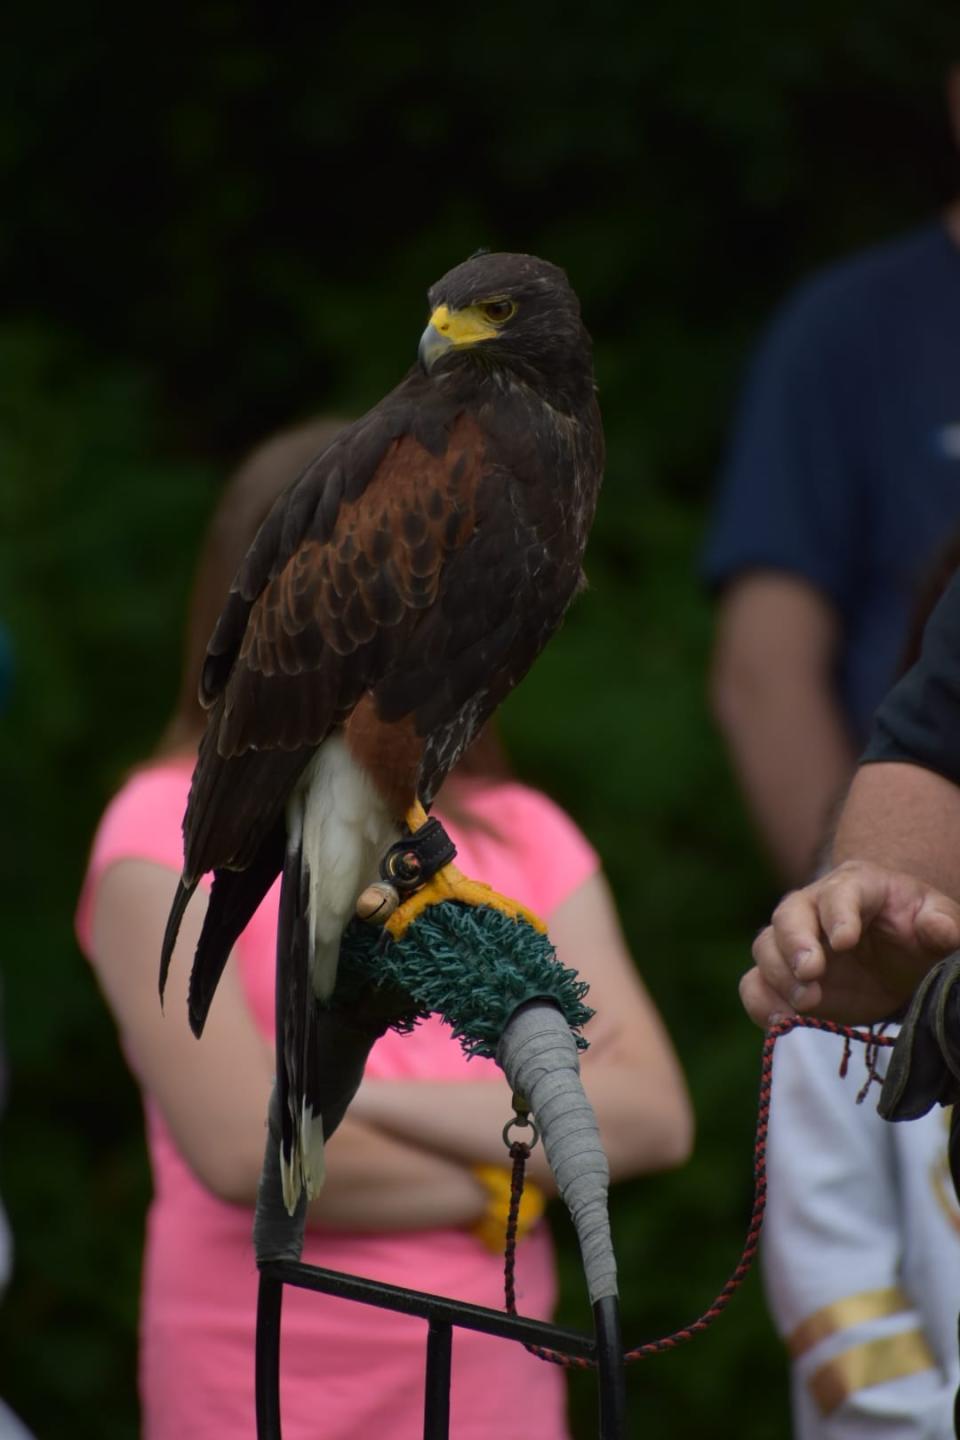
left=502, top=1014, right=897, bottom=1368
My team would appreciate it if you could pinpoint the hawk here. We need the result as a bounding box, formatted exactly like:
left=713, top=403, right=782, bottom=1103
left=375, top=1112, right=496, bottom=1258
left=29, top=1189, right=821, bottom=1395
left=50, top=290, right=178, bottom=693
left=161, top=251, right=604, bottom=1210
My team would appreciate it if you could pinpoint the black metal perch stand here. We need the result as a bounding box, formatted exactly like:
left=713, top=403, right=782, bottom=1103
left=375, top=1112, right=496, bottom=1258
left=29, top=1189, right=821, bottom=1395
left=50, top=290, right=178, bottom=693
left=254, top=1261, right=625, bottom=1440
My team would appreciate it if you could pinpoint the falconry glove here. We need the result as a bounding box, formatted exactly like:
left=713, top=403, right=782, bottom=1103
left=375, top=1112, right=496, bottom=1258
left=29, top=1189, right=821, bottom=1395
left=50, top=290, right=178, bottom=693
left=878, top=954, right=960, bottom=1199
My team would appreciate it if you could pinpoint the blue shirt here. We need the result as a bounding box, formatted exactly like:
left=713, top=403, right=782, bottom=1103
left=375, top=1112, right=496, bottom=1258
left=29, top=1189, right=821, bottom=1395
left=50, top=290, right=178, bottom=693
left=704, top=222, right=960, bottom=742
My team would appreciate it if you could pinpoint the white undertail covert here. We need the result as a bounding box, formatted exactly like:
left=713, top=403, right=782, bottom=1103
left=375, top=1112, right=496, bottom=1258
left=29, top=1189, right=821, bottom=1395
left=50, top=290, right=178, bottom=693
left=281, top=735, right=399, bottom=1206
left=297, top=735, right=400, bottom=998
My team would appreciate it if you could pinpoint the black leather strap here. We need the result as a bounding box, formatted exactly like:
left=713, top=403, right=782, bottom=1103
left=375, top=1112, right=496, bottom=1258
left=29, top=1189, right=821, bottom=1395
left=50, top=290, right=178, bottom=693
left=379, top=818, right=457, bottom=895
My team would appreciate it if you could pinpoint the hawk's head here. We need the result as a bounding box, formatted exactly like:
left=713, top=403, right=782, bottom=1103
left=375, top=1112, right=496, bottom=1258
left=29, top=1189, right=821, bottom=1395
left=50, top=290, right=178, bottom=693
left=419, top=252, right=593, bottom=408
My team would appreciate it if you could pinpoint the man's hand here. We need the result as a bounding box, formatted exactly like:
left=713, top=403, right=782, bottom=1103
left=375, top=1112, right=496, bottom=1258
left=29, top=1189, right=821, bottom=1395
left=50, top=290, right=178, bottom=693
left=740, top=860, right=960, bottom=1027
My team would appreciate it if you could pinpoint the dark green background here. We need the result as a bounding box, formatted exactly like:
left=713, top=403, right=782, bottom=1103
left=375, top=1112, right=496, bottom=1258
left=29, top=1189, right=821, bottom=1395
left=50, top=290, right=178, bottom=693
left=1, top=5, right=957, bottom=1435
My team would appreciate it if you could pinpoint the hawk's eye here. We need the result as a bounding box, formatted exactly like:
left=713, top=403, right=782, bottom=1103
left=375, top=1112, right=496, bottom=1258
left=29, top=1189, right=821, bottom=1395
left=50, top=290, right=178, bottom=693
left=479, top=299, right=517, bottom=325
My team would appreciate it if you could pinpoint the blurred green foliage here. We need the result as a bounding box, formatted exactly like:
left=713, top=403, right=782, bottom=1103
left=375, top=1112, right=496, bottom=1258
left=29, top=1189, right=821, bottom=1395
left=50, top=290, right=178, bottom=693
left=0, top=3, right=956, bottom=1435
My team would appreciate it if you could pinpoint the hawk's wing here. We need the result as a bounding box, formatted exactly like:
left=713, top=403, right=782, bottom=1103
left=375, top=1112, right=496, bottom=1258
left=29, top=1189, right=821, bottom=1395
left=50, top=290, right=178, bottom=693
left=181, top=388, right=575, bottom=887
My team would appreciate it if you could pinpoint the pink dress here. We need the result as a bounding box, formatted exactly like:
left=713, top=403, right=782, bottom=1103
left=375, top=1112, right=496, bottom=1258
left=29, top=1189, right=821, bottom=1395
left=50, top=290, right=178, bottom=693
left=76, top=762, right=599, bottom=1440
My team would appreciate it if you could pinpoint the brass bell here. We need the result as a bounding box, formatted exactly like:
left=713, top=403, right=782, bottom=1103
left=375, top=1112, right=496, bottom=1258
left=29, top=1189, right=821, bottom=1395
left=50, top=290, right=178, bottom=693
left=355, top=881, right=400, bottom=925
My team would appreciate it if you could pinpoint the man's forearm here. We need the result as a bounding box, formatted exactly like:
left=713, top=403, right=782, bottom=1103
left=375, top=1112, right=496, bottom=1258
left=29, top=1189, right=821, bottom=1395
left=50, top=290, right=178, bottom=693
left=711, top=573, right=856, bottom=884
left=717, top=677, right=855, bottom=884
left=833, top=761, right=960, bottom=901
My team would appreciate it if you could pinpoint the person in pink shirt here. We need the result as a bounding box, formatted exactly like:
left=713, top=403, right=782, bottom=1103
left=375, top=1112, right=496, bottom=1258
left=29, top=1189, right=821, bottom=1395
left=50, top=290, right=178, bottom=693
left=76, top=419, right=694, bottom=1440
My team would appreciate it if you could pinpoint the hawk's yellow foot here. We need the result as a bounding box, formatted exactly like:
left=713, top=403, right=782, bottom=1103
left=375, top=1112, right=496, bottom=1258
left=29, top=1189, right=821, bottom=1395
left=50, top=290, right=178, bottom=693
left=382, top=802, right=548, bottom=940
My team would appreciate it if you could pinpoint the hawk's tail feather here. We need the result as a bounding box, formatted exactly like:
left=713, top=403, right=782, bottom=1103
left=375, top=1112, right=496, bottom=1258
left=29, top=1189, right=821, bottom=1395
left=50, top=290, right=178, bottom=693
left=159, top=878, right=198, bottom=1006
left=276, top=806, right=327, bottom=1215
left=186, top=819, right=286, bottom=1037
left=300, top=994, right=329, bottom=1199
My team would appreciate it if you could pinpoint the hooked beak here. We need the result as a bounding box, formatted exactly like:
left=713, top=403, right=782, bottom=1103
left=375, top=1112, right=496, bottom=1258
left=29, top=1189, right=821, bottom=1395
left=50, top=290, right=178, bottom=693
left=417, top=303, right=499, bottom=374
left=418, top=320, right=453, bottom=374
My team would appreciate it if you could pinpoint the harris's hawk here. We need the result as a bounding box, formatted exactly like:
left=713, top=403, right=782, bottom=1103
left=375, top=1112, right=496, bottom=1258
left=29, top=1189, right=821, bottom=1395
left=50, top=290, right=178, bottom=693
left=161, top=251, right=604, bottom=1211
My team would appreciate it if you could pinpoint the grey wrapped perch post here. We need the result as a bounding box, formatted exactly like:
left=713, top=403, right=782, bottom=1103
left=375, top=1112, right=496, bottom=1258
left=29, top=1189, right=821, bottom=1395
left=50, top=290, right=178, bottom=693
left=498, top=998, right=625, bottom=1439
left=497, top=998, right=617, bottom=1305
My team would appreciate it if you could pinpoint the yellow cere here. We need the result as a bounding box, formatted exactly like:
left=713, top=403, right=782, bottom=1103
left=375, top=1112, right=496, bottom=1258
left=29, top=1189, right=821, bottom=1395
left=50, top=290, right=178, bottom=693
left=428, top=303, right=500, bottom=347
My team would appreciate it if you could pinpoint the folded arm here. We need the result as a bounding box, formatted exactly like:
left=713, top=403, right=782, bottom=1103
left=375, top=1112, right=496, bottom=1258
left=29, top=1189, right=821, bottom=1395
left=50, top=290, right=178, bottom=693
left=89, top=859, right=485, bottom=1230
